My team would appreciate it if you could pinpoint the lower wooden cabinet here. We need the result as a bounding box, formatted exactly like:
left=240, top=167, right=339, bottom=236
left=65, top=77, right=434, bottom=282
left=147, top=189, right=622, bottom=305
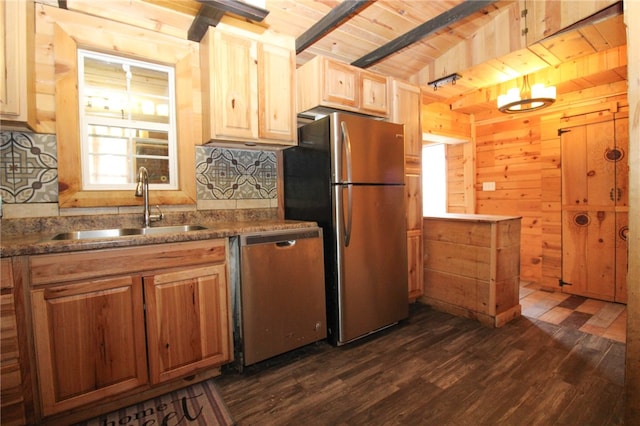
left=1, top=258, right=27, bottom=426
left=145, top=264, right=230, bottom=384
left=422, top=214, right=522, bottom=327
left=27, top=239, right=232, bottom=420
left=31, top=275, right=148, bottom=416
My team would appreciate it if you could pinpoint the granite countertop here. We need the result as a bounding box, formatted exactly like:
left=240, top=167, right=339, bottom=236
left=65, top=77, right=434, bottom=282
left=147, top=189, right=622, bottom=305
left=0, top=210, right=318, bottom=257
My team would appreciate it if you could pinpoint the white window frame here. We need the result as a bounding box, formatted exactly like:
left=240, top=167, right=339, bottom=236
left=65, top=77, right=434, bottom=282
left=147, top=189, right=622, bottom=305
left=77, top=49, right=178, bottom=191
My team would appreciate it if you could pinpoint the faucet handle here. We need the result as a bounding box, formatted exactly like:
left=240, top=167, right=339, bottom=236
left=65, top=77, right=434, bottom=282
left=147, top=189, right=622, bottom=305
left=150, top=204, right=164, bottom=223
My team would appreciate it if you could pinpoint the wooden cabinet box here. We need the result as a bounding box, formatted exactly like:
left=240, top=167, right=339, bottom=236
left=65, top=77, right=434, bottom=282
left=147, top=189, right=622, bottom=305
left=389, top=79, right=423, bottom=300
left=297, top=56, right=389, bottom=118
left=1, top=258, right=27, bottom=426
left=200, top=27, right=296, bottom=148
left=27, top=240, right=231, bottom=420
left=0, top=0, right=36, bottom=129
left=421, top=214, right=522, bottom=327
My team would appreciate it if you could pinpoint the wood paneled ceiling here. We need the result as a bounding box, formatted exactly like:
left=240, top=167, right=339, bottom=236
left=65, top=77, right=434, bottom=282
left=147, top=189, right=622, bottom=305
left=67, top=0, right=628, bottom=114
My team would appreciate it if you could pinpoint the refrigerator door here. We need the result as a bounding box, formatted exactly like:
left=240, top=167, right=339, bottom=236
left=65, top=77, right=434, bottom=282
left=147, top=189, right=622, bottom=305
left=333, top=183, right=408, bottom=344
left=329, top=112, right=405, bottom=185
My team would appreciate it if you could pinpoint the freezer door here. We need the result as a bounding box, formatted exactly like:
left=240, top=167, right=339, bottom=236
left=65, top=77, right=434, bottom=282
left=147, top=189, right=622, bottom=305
left=333, top=184, right=408, bottom=344
left=330, top=112, right=405, bottom=185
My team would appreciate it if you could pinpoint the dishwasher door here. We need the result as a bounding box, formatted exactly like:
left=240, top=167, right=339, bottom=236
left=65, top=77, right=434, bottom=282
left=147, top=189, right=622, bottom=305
left=239, top=227, right=327, bottom=366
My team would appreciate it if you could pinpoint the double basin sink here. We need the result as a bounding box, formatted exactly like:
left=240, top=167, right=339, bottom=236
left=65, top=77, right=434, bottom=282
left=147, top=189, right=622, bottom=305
left=51, top=225, right=207, bottom=241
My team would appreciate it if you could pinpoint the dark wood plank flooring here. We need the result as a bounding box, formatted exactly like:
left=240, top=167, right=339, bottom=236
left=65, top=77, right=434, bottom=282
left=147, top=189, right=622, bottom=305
left=215, top=303, right=625, bottom=425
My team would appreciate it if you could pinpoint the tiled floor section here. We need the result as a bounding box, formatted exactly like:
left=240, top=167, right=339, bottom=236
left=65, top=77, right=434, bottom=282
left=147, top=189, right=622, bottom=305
left=519, top=281, right=627, bottom=343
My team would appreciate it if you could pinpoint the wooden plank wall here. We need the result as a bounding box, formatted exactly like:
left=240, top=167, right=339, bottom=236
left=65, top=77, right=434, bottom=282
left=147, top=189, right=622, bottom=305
left=624, top=0, right=640, bottom=420
left=474, top=116, right=543, bottom=283
left=447, top=83, right=629, bottom=286
left=445, top=144, right=466, bottom=214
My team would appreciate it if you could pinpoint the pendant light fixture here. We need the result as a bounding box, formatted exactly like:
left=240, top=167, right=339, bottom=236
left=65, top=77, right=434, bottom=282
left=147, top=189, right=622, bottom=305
left=497, top=75, right=556, bottom=113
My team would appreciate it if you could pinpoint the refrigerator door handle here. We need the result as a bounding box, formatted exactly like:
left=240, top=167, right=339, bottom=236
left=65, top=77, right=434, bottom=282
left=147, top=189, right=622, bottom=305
left=340, top=121, right=353, bottom=246
left=343, top=184, right=353, bottom=246
left=340, top=121, right=353, bottom=184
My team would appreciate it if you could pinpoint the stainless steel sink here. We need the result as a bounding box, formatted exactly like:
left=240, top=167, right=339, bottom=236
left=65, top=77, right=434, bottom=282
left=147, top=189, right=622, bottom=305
left=51, top=225, right=207, bottom=240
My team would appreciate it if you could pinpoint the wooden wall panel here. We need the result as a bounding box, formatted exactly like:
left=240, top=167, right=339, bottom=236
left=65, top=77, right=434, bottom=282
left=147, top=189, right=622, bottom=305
left=445, top=143, right=466, bottom=214
left=475, top=115, right=542, bottom=282
left=624, top=1, right=640, bottom=421
left=470, top=85, right=628, bottom=286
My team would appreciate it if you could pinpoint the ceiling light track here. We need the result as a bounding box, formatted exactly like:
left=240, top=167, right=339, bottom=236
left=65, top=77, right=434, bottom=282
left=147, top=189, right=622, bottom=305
left=427, top=73, right=462, bottom=91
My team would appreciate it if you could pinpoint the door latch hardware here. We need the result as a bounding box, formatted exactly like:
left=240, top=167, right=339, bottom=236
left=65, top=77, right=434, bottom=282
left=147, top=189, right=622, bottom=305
left=609, top=187, right=623, bottom=202
left=559, top=279, right=573, bottom=287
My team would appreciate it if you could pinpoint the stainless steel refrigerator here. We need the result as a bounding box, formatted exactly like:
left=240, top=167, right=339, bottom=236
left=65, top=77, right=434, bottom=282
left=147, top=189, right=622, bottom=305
left=283, top=112, right=408, bottom=346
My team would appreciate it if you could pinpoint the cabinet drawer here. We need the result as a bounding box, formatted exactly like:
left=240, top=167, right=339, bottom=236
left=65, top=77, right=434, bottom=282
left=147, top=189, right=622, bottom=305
left=30, top=239, right=226, bottom=286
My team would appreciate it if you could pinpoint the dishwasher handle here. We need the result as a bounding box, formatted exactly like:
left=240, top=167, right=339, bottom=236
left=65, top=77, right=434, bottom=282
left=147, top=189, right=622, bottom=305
left=275, top=240, right=296, bottom=248
left=240, top=228, right=322, bottom=247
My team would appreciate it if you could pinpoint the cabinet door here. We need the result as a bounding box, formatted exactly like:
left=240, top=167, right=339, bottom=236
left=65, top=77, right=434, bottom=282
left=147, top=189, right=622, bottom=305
left=1, top=259, right=26, bottom=426
left=322, top=59, right=358, bottom=108
left=0, top=0, right=35, bottom=127
left=31, top=276, right=147, bottom=416
left=258, top=42, right=295, bottom=142
left=360, top=70, right=388, bottom=116
left=391, top=80, right=422, bottom=161
left=405, top=165, right=423, bottom=299
left=145, top=264, right=231, bottom=384
left=210, top=31, right=258, bottom=140
left=407, top=230, right=423, bottom=300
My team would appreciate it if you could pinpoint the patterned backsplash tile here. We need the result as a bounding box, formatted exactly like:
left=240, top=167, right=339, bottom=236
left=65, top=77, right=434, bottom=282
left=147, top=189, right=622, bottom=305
left=0, top=132, right=58, bottom=203
left=0, top=131, right=278, bottom=208
left=196, top=146, right=277, bottom=200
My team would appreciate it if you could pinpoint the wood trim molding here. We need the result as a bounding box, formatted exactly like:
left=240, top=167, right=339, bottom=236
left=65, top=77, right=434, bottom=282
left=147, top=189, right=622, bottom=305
left=45, top=6, right=198, bottom=207
left=188, top=0, right=269, bottom=42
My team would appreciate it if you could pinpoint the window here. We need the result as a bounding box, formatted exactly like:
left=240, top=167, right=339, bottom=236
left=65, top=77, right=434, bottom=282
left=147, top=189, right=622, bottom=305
left=78, top=50, right=177, bottom=190
left=422, top=143, right=446, bottom=215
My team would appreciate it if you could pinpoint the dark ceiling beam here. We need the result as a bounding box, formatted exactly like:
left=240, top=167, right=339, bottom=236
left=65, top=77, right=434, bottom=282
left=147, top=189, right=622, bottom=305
left=351, top=0, right=497, bottom=69
left=188, top=0, right=270, bottom=42
left=295, top=0, right=372, bottom=54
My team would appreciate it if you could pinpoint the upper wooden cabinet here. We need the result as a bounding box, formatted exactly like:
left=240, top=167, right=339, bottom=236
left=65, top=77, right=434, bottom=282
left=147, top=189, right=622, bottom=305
left=200, top=28, right=296, bottom=148
left=390, top=80, right=422, bottom=161
left=0, top=0, right=36, bottom=129
left=297, top=56, right=389, bottom=118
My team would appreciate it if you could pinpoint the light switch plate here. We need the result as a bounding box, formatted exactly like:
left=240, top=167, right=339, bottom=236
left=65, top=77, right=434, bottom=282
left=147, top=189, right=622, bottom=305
left=482, top=181, right=496, bottom=191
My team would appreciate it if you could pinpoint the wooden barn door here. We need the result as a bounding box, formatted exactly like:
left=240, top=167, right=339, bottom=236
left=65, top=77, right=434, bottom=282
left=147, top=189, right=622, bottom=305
left=561, top=117, right=628, bottom=303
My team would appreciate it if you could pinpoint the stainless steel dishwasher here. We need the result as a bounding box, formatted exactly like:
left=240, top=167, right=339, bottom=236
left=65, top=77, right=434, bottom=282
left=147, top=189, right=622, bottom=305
left=236, top=227, right=327, bottom=367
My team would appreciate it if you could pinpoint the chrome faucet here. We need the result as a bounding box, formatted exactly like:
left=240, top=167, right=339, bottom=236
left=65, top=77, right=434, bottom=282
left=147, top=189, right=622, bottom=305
left=135, top=166, right=163, bottom=227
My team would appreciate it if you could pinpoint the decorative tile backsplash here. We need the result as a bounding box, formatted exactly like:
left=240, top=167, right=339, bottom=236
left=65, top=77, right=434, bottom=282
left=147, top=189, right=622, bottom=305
left=0, top=131, right=278, bottom=209
left=0, top=132, right=58, bottom=203
left=196, top=147, right=277, bottom=200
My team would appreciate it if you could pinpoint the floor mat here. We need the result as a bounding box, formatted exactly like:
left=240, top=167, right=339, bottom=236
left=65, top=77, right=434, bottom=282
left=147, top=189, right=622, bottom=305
left=75, top=379, right=234, bottom=426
